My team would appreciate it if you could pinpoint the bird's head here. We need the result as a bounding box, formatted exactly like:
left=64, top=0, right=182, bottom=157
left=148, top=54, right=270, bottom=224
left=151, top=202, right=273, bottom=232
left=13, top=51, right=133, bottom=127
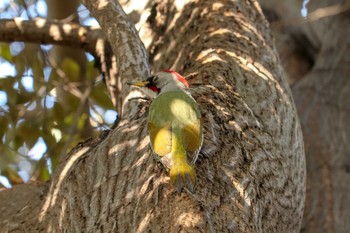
left=129, top=70, right=189, bottom=94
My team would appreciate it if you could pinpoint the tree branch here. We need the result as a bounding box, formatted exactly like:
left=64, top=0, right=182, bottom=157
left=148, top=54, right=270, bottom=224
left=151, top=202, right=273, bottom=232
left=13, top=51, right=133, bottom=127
left=0, top=17, right=103, bottom=56
left=0, top=17, right=122, bottom=110
left=80, top=0, right=150, bottom=118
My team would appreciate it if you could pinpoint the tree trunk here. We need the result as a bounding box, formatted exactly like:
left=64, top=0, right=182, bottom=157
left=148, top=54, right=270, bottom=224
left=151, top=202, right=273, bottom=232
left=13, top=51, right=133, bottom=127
left=0, top=0, right=305, bottom=232
left=294, top=1, right=350, bottom=232
left=260, top=0, right=350, bottom=232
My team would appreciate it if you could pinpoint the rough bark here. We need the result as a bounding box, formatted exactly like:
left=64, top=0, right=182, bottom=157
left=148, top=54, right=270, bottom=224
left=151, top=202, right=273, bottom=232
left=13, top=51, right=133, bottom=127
left=260, top=0, right=350, bottom=232
left=81, top=0, right=150, bottom=117
left=0, top=0, right=305, bottom=232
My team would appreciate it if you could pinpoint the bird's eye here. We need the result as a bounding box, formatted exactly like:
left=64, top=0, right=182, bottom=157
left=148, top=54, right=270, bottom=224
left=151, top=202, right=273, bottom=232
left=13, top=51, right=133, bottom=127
left=147, top=75, right=156, bottom=83
left=152, top=75, right=159, bottom=82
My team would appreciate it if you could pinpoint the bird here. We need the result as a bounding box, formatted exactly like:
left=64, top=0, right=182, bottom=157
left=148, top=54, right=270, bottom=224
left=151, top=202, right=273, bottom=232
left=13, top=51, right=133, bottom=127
left=129, top=70, right=203, bottom=193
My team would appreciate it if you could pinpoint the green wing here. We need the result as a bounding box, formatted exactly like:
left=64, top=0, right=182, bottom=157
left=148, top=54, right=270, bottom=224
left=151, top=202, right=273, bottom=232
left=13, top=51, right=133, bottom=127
left=148, top=122, right=172, bottom=156
left=147, top=91, right=202, bottom=155
left=182, top=119, right=202, bottom=152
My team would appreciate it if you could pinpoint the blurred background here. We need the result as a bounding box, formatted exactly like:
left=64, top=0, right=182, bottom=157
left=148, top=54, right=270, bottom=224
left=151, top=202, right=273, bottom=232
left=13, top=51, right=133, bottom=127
left=0, top=0, right=118, bottom=187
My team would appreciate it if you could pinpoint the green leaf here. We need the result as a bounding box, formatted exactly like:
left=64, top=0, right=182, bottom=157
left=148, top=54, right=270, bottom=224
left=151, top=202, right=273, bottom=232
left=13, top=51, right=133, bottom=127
left=0, top=43, right=12, bottom=62
left=62, top=58, right=80, bottom=82
left=64, top=112, right=74, bottom=126
left=90, top=84, right=114, bottom=109
left=77, top=113, right=88, bottom=130
left=86, top=60, right=100, bottom=81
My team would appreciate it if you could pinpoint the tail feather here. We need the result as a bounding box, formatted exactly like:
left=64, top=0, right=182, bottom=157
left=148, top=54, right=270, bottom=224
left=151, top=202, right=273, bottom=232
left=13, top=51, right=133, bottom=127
left=170, top=128, right=196, bottom=193
left=170, top=162, right=195, bottom=193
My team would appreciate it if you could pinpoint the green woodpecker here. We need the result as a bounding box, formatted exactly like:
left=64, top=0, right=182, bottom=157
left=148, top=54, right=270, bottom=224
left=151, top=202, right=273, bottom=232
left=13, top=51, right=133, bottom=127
left=130, top=70, right=203, bottom=193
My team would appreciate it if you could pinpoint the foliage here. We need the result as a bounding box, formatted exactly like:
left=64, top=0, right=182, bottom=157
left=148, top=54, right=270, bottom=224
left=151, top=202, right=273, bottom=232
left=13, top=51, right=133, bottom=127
left=0, top=0, right=116, bottom=187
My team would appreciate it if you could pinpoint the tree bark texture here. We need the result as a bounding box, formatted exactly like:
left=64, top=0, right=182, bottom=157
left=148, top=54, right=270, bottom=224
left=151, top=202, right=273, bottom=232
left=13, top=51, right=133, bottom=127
left=0, top=0, right=305, bottom=232
left=260, top=0, right=350, bottom=232
left=81, top=0, right=150, bottom=116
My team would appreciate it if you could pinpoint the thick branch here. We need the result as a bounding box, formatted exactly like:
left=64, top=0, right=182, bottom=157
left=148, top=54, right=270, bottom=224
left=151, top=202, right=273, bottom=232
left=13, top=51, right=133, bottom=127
left=80, top=0, right=150, bottom=118
left=0, top=17, right=103, bottom=56
left=0, top=17, right=121, bottom=110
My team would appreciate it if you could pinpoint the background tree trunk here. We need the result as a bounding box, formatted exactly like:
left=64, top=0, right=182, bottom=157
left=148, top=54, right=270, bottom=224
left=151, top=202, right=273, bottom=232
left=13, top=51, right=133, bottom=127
left=261, top=0, right=350, bottom=232
left=0, top=0, right=305, bottom=232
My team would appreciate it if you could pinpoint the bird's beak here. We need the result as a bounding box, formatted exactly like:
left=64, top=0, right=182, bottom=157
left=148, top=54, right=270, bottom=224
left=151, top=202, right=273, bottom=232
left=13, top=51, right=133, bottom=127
left=127, top=80, right=150, bottom=87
